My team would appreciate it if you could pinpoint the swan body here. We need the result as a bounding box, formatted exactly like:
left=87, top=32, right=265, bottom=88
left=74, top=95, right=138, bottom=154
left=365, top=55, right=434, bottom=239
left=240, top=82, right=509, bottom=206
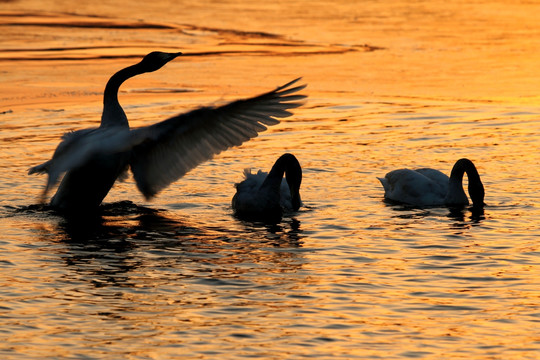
left=232, top=153, right=302, bottom=221
left=28, top=51, right=306, bottom=213
left=378, top=158, right=485, bottom=208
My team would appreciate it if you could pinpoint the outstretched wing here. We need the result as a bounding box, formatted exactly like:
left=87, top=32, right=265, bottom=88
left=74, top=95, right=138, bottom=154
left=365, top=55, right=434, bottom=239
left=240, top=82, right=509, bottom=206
left=129, top=78, right=306, bottom=199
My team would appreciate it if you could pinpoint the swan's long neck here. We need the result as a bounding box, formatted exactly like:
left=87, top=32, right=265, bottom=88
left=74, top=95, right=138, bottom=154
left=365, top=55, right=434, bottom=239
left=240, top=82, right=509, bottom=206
left=261, top=153, right=302, bottom=210
left=100, top=63, right=144, bottom=128
left=446, top=158, right=485, bottom=207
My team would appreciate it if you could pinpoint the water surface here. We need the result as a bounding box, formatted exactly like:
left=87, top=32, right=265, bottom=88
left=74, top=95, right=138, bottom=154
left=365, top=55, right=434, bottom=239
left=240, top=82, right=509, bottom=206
left=1, top=1, right=539, bottom=359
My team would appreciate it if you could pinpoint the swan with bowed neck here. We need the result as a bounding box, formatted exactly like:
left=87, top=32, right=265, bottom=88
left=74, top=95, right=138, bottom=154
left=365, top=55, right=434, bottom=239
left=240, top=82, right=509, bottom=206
left=232, top=153, right=302, bottom=221
left=377, top=158, right=485, bottom=208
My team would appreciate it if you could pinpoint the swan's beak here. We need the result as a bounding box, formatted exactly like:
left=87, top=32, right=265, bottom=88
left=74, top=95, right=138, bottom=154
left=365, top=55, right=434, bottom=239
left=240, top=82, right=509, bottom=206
left=170, top=52, right=182, bottom=60
left=291, top=193, right=301, bottom=211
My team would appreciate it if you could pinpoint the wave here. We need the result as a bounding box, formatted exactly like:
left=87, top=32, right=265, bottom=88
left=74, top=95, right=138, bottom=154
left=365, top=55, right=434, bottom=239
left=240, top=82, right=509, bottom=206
left=0, top=10, right=383, bottom=61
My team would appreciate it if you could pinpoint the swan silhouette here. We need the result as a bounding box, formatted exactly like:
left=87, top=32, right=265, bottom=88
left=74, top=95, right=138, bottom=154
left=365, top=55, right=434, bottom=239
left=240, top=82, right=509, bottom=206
left=377, top=158, right=485, bottom=208
left=28, top=51, right=306, bottom=213
left=232, top=153, right=302, bottom=221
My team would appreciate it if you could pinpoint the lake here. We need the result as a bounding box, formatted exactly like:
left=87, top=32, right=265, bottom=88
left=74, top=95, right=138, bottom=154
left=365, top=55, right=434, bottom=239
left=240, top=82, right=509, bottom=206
left=1, top=0, right=539, bottom=359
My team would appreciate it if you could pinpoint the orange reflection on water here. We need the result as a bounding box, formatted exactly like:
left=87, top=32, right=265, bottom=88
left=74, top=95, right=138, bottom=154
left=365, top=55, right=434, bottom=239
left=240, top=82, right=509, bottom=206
left=1, top=0, right=540, bottom=359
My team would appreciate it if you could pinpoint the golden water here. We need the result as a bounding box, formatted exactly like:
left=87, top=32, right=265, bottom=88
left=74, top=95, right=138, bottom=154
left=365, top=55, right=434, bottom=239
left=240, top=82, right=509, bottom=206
left=1, top=1, right=539, bottom=359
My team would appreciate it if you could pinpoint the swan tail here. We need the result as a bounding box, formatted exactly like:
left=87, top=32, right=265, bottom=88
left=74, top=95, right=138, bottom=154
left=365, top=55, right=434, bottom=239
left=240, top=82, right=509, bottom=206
left=28, top=160, right=51, bottom=175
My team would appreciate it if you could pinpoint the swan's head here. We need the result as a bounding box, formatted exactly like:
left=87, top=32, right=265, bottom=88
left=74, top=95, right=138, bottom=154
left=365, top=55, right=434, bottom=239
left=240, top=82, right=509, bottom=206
left=454, top=158, right=485, bottom=208
left=138, top=51, right=182, bottom=73
left=468, top=177, right=485, bottom=208
left=282, top=153, right=302, bottom=211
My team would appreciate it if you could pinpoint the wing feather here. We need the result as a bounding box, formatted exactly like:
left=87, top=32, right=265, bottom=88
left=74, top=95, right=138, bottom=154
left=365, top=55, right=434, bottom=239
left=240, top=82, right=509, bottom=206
left=130, top=78, right=306, bottom=198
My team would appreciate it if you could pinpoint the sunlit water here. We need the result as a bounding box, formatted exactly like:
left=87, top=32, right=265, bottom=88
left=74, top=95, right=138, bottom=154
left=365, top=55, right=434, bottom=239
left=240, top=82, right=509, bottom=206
left=1, top=1, right=539, bottom=359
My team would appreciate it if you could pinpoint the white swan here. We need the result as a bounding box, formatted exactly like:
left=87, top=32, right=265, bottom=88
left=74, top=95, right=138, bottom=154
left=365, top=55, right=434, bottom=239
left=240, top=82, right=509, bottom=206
left=377, top=158, right=485, bottom=208
left=232, top=153, right=302, bottom=221
left=28, top=51, right=306, bottom=213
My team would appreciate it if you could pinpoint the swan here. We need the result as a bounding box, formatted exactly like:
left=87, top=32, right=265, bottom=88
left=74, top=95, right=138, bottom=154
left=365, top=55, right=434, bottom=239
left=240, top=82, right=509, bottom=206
left=28, top=51, right=306, bottom=213
left=232, top=153, right=302, bottom=221
left=377, top=158, right=485, bottom=208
